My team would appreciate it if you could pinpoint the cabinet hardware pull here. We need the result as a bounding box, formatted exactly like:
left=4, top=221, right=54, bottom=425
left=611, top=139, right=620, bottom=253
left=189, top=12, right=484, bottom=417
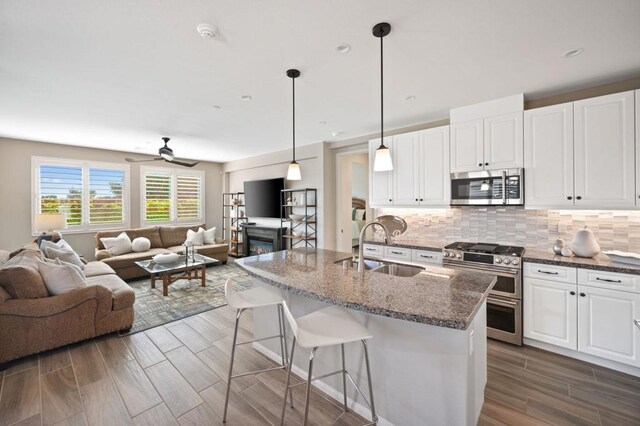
left=391, top=251, right=403, bottom=255
left=635, top=319, right=640, bottom=330
left=580, top=292, right=586, bottom=297
left=567, top=196, right=573, bottom=200
left=420, top=255, right=433, bottom=258
left=420, top=198, right=424, bottom=201
left=365, top=248, right=376, bottom=251
left=478, top=163, right=482, bottom=167
left=415, top=198, right=419, bottom=202
left=596, top=277, right=622, bottom=283
left=576, top=196, right=582, bottom=200
left=537, top=270, right=558, bottom=275
left=485, top=162, right=489, bottom=166
left=389, top=199, right=392, bottom=202
left=570, top=291, right=576, bottom=295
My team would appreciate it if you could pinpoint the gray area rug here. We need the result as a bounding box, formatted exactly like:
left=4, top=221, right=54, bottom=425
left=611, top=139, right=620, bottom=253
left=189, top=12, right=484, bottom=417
left=121, top=260, right=252, bottom=335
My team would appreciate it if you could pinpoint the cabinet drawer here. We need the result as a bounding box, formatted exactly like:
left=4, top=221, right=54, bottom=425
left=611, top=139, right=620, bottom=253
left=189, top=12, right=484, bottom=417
left=578, top=269, right=640, bottom=294
left=524, top=262, right=577, bottom=284
left=383, top=246, right=412, bottom=261
left=412, top=250, right=442, bottom=265
left=362, top=244, right=383, bottom=258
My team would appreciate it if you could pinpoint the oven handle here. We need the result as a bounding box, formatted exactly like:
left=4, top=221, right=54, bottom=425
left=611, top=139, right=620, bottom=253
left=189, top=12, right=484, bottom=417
left=501, top=170, right=507, bottom=205
left=488, top=297, right=519, bottom=308
left=444, top=261, right=520, bottom=276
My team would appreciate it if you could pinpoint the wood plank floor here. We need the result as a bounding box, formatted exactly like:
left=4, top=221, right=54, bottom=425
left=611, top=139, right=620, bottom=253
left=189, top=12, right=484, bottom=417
left=0, top=305, right=638, bottom=425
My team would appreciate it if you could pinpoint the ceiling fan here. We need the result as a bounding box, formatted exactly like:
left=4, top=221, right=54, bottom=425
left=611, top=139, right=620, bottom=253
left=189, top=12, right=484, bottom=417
left=125, top=137, right=199, bottom=167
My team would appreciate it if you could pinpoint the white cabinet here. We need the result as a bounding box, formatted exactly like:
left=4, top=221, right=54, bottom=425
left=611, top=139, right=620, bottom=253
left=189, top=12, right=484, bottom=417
left=391, top=132, right=420, bottom=206
left=369, top=138, right=393, bottom=206
left=419, top=126, right=450, bottom=206
left=636, top=89, right=640, bottom=204
left=383, top=246, right=412, bottom=262
left=524, top=103, right=574, bottom=207
left=524, top=278, right=577, bottom=350
left=412, top=249, right=443, bottom=265
left=362, top=243, right=383, bottom=258
left=573, top=91, right=636, bottom=208
left=450, top=119, right=483, bottom=172
left=578, top=286, right=640, bottom=367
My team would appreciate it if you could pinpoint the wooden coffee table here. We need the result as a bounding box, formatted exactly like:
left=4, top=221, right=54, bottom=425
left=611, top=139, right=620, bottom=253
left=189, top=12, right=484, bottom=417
left=135, top=254, right=221, bottom=296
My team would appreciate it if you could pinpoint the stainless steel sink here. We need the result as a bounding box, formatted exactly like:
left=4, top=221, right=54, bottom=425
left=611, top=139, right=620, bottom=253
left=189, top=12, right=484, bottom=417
left=336, top=258, right=385, bottom=270
left=371, top=264, right=425, bottom=277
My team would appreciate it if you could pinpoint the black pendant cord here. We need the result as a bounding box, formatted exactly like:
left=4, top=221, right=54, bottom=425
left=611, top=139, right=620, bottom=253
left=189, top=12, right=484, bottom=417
left=292, top=76, right=296, bottom=162
left=380, top=33, right=384, bottom=148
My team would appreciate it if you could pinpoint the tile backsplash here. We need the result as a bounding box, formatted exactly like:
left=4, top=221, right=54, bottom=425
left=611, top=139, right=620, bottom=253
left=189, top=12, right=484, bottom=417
left=377, top=207, right=640, bottom=253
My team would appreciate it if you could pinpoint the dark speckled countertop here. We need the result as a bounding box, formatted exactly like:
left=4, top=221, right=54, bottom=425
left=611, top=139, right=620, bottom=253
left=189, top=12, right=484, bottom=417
left=234, top=248, right=496, bottom=330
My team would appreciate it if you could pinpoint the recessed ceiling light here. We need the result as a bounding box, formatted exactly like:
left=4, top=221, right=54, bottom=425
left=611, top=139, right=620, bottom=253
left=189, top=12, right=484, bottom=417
left=336, top=44, right=351, bottom=54
left=318, top=121, right=327, bottom=125
left=405, top=95, right=416, bottom=101
left=196, top=23, right=217, bottom=39
left=564, top=48, right=583, bottom=58
left=240, top=95, right=252, bottom=101
left=212, top=105, right=221, bottom=109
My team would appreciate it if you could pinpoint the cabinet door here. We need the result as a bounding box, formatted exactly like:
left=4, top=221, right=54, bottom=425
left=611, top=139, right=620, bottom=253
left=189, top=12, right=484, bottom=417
left=524, top=103, right=574, bottom=207
left=450, top=119, right=483, bottom=172
left=636, top=90, right=640, bottom=206
left=524, top=278, right=577, bottom=350
left=369, top=139, right=393, bottom=206
left=419, top=126, right=450, bottom=206
left=484, top=112, right=524, bottom=170
left=391, top=132, right=420, bottom=206
left=574, top=91, right=636, bottom=208
left=578, top=286, right=640, bottom=366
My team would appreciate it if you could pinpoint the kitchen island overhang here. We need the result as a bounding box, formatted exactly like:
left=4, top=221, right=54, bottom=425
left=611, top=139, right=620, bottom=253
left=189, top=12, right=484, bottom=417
left=235, top=249, right=496, bottom=425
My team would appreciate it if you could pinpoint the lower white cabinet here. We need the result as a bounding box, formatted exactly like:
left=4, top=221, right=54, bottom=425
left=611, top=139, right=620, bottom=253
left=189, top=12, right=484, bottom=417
left=524, top=278, right=577, bottom=350
left=577, top=286, right=640, bottom=366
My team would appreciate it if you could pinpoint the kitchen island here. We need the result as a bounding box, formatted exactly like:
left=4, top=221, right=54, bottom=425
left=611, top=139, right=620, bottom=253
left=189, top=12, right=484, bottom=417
left=235, top=249, right=496, bottom=426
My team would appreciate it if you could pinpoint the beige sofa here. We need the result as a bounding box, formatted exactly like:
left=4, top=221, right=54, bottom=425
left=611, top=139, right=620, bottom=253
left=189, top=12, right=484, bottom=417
left=95, top=224, right=228, bottom=280
left=0, top=244, right=134, bottom=366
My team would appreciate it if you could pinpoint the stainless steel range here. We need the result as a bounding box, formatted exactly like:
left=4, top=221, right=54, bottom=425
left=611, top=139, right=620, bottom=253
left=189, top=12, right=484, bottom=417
left=443, top=242, right=525, bottom=345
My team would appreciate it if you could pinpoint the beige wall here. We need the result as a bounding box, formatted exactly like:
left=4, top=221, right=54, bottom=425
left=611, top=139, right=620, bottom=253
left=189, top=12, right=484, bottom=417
left=0, top=137, right=224, bottom=259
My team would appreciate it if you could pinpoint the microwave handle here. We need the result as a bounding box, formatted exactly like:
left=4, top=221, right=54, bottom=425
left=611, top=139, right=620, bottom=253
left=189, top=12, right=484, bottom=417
left=501, top=171, right=507, bottom=205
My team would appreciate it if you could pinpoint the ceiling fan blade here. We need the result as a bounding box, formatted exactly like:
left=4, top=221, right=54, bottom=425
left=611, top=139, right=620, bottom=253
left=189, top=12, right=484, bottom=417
left=169, top=158, right=199, bottom=168
left=124, top=157, right=163, bottom=163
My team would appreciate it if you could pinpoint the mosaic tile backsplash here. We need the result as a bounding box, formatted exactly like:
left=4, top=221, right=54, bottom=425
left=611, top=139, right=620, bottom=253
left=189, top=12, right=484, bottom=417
left=377, top=207, right=640, bottom=253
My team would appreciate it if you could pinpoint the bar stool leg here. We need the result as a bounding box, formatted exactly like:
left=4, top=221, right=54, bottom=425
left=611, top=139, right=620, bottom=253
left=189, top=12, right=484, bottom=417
left=223, top=308, right=244, bottom=423
left=362, top=340, right=378, bottom=424
left=280, top=337, right=297, bottom=426
left=277, top=304, right=294, bottom=408
left=303, top=347, right=318, bottom=426
left=341, top=343, right=348, bottom=411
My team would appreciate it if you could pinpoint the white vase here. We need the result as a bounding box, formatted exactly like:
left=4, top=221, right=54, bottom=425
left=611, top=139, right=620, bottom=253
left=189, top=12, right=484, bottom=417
left=570, top=226, right=601, bottom=258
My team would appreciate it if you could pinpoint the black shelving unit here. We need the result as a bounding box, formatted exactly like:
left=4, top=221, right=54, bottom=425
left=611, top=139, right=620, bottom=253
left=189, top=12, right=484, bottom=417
left=280, top=188, right=317, bottom=250
left=222, top=192, right=247, bottom=257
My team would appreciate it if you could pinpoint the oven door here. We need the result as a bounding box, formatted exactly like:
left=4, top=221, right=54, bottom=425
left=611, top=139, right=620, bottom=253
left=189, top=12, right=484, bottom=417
left=487, top=296, right=522, bottom=346
left=450, top=169, right=523, bottom=206
left=443, top=261, right=521, bottom=299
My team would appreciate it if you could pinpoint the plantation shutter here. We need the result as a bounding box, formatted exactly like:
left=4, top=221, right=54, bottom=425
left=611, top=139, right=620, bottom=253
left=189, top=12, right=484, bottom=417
left=38, top=164, right=83, bottom=226
left=89, top=168, right=125, bottom=225
left=176, top=174, right=202, bottom=221
left=145, top=172, right=172, bottom=222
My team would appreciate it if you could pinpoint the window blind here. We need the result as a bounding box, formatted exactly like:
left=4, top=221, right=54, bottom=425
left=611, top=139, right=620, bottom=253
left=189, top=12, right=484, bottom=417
left=38, top=164, right=83, bottom=226
left=89, top=168, right=126, bottom=225
left=144, top=172, right=172, bottom=222
left=176, top=174, right=202, bottom=221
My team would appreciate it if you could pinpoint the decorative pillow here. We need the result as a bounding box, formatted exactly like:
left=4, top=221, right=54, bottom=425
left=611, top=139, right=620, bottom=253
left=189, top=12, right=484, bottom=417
left=44, top=257, right=85, bottom=277
left=355, top=209, right=366, bottom=221
left=37, top=259, right=87, bottom=296
left=352, top=208, right=357, bottom=220
left=45, top=247, right=85, bottom=270
left=199, top=227, right=216, bottom=245
left=131, top=237, right=151, bottom=252
left=185, top=228, right=205, bottom=246
left=100, top=232, right=132, bottom=256
left=40, top=239, right=74, bottom=256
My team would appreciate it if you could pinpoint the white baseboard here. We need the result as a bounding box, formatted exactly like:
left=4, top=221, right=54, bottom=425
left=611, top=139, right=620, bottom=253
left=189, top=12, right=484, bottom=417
left=253, top=342, right=393, bottom=426
left=523, top=338, right=640, bottom=377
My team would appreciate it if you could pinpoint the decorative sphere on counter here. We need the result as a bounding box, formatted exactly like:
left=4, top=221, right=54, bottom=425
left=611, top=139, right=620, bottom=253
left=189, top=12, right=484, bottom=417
left=570, top=226, right=601, bottom=258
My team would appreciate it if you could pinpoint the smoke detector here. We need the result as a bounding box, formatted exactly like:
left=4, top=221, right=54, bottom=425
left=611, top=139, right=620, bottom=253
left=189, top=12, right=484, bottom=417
left=196, top=23, right=217, bottom=39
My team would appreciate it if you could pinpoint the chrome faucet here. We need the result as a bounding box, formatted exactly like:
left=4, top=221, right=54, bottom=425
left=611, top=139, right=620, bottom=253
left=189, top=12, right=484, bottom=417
left=356, top=220, right=391, bottom=273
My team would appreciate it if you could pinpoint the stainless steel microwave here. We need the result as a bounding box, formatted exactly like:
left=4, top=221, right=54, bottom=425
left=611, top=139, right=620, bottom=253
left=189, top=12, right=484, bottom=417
left=450, top=168, right=524, bottom=206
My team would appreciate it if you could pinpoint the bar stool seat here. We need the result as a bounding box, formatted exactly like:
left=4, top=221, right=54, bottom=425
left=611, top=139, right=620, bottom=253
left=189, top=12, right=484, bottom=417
left=292, top=306, right=373, bottom=348
left=226, top=284, right=285, bottom=309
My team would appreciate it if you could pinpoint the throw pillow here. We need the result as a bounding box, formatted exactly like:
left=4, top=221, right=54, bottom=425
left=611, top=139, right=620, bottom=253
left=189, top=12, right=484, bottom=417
left=199, top=227, right=216, bottom=245
left=37, top=259, right=87, bottom=296
left=40, top=239, right=74, bottom=257
left=100, top=232, right=132, bottom=256
left=45, top=247, right=85, bottom=270
left=185, top=228, right=204, bottom=246
left=131, top=237, right=151, bottom=252
left=44, top=257, right=85, bottom=277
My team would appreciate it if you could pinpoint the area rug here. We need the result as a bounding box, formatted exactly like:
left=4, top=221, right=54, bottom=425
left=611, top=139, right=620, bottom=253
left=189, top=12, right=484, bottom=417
left=120, top=260, right=252, bottom=335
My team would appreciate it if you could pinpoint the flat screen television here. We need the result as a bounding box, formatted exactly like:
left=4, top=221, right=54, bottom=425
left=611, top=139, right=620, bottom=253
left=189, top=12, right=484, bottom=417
left=243, top=178, right=285, bottom=218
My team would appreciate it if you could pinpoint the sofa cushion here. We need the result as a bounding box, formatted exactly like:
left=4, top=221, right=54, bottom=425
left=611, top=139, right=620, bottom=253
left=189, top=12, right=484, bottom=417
left=0, top=285, right=11, bottom=303
left=38, top=259, right=87, bottom=296
left=0, top=251, right=49, bottom=299
left=160, top=224, right=205, bottom=248
left=44, top=246, right=85, bottom=270
left=83, top=261, right=116, bottom=277
left=101, top=248, right=170, bottom=269
left=96, top=227, right=163, bottom=250
left=9, top=243, right=43, bottom=259
left=85, top=275, right=135, bottom=311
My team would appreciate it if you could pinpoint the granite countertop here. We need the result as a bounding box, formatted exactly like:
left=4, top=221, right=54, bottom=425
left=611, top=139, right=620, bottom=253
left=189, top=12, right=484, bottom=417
left=523, top=249, right=640, bottom=275
left=234, top=248, right=496, bottom=330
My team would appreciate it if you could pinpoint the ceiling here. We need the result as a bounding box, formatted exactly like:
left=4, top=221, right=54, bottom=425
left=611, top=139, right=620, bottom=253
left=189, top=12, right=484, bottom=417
left=1, top=1, right=639, bottom=163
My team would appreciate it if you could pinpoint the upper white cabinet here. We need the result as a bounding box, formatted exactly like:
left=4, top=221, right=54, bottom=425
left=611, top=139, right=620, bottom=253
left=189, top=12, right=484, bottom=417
left=524, top=102, right=574, bottom=207
left=636, top=89, right=640, bottom=205
left=450, top=119, right=483, bottom=172
left=369, top=126, right=450, bottom=207
left=574, top=91, right=636, bottom=208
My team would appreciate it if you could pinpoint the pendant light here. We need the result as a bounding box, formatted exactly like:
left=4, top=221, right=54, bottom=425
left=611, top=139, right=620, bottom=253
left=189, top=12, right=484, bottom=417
left=286, top=69, right=302, bottom=180
left=372, top=22, right=393, bottom=172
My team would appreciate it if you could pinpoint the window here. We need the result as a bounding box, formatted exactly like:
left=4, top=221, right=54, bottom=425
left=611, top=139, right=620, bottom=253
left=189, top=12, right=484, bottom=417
left=33, top=157, right=130, bottom=233
left=141, top=166, right=205, bottom=225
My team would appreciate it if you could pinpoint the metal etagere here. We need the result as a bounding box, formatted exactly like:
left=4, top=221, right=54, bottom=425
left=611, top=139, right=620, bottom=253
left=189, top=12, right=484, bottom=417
left=280, top=188, right=317, bottom=250
left=222, top=192, right=247, bottom=257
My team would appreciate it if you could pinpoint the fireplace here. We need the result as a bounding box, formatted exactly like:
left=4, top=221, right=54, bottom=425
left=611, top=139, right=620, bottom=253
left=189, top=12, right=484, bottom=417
left=242, top=225, right=284, bottom=257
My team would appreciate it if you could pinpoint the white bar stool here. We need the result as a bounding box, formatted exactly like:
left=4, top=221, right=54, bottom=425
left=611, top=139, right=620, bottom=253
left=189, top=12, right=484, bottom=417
left=223, top=278, right=293, bottom=423
left=280, top=301, right=378, bottom=426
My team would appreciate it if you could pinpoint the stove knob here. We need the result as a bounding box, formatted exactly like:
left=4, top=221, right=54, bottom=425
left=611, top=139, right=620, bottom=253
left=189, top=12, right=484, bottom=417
left=512, top=259, right=519, bottom=266
left=456, top=253, right=462, bottom=259
left=495, top=258, right=502, bottom=264
left=503, top=258, right=511, bottom=265
left=443, top=252, right=449, bottom=257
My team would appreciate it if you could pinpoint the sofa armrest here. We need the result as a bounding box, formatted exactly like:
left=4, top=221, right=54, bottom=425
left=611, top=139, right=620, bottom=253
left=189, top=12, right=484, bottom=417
left=95, top=249, right=112, bottom=261
left=0, top=285, right=112, bottom=318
